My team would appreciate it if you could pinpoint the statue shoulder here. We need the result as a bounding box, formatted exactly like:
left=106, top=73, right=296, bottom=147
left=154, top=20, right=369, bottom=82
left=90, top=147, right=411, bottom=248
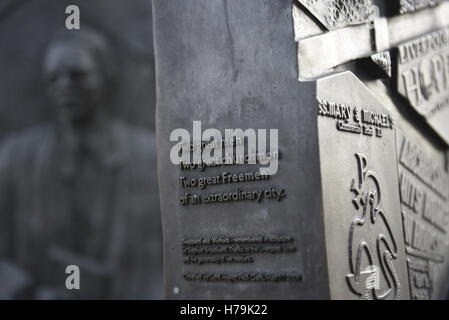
left=0, top=125, right=55, bottom=159
left=114, top=121, right=156, bottom=160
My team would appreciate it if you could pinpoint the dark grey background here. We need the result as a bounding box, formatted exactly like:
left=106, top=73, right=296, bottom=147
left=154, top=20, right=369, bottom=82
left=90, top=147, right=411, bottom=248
left=0, top=0, right=155, bottom=137
left=0, top=0, right=161, bottom=300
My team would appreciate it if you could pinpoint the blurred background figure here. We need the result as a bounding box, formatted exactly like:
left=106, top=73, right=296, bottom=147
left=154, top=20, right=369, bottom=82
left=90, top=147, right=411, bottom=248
left=0, top=0, right=161, bottom=299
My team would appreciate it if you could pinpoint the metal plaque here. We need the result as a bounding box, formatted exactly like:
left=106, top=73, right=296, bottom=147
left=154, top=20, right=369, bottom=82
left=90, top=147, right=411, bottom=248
left=153, top=0, right=328, bottom=300
left=396, top=130, right=449, bottom=299
left=396, top=27, right=449, bottom=144
left=317, top=72, right=410, bottom=299
left=153, top=0, right=449, bottom=300
left=394, top=6, right=449, bottom=296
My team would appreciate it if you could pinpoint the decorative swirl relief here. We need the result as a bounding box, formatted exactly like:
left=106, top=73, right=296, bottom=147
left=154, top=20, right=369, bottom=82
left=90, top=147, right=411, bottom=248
left=346, top=153, right=401, bottom=300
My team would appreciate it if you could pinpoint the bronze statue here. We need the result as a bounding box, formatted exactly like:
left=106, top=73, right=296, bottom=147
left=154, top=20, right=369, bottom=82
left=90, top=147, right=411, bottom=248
left=0, top=29, right=162, bottom=299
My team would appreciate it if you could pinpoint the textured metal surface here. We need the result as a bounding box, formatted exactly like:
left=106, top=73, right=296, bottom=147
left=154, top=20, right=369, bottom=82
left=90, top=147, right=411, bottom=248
left=395, top=27, right=449, bottom=144
left=399, top=0, right=445, bottom=14
left=371, top=51, right=392, bottom=77
left=153, top=0, right=449, bottom=300
left=298, top=0, right=375, bottom=30
left=396, top=129, right=449, bottom=299
left=296, top=2, right=449, bottom=79
left=153, top=0, right=327, bottom=300
left=365, top=74, right=449, bottom=300
left=392, top=4, right=449, bottom=297
left=317, top=72, right=410, bottom=299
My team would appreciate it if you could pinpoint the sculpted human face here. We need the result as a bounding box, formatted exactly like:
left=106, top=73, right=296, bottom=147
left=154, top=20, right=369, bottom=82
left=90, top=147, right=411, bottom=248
left=44, top=43, right=104, bottom=126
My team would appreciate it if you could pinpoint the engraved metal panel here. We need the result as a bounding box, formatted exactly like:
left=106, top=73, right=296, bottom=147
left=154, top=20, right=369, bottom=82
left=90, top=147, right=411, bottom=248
left=153, top=0, right=449, bottom=300
left=297, top=0, right=376, bottom=30
left=396, top=130, right=449, bottom=299
left=400, top=0, right=444, bottom=14
left=396, top=27, right=449, bottom=144
left=317, top=72, right=410, bottom=299
left=153, top=0, right=328, bottom=300
left=371, top=51, right=392, bottom=77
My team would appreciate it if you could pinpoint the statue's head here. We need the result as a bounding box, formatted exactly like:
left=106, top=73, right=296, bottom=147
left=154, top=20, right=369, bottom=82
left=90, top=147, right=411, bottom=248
left=43, top=28, right=115, bottom=126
